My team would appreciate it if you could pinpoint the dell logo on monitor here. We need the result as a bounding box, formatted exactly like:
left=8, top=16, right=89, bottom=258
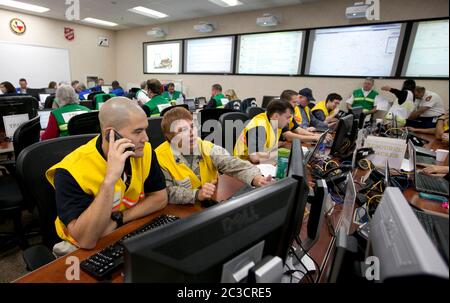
left=222, top=206, right=259, bottom=235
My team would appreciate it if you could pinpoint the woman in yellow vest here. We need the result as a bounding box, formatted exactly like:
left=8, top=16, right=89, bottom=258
left=155, top=107, right=270, bottom=205
left=234, top=99, right=294, bottom=164
left=311, top=93, right=343, bottom=124
left=46, top=97, right=168, bottom=251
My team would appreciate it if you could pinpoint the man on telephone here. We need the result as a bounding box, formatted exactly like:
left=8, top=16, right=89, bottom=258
left=46, top=97, right=167, bottom=253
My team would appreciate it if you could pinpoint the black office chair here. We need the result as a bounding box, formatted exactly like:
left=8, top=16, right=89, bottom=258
left=141, top=104, right=151, bottom=117
left=240, top=97, right=257, bottom=113
left=146, top=117, right=165, bottom=149
left=160, top=104, right=189, bottom=117
left=67, top=111, right=100, bottom=136
left=261, top=96, right=277, bottom=109
left=16, top=134, right=96, bottom=270
left=0, top=116, right=42, bottom=251
left=247, top=107, right=265, bottom=119
left=218, top=112, right=249, bottom=154
left=224, top=99, right=242, bottom=111
left=198, top=108, right=237, bottom=141
left=44, top=95, right=56, bottom=109
left=79, top=100, right=93, bottom=110
left=87, top=91, right=104, bottom=101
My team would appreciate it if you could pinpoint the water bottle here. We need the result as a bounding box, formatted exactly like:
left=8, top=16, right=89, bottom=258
left=276, top=148, right=291, bottom=179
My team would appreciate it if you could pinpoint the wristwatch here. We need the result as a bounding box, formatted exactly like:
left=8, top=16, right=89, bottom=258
left=111, top=211, right=124, bottom=228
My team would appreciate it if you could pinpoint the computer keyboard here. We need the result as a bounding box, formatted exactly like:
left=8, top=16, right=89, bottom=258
left=80, top=214, right=180, bottom=280
left=417, top=173, right=448, bottom=193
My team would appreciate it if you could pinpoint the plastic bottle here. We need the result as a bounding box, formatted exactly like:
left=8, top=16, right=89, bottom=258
left=276, top=148, right=291, bottom=179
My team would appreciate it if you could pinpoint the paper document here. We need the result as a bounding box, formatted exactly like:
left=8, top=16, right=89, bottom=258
left=256, top=164, right=276, bottom=177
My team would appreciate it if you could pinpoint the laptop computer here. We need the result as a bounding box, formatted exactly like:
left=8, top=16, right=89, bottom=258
left=304, top=130, right=329, bottom=165
left=409, top=140, right=449, bottom=196
left=184, top=99, right=196, bottom=112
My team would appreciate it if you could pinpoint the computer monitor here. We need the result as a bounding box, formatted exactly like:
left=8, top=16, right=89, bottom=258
left=284, top=138, right=309, bottom=255
left=25, top=88, right=45, bottom=100
left=341, top=173, right=356, bottom=235
left=261, top=96, right=278, bottom=109
left=0, top=98, right=37, bottom=137
left=184, top=99, right=196, bottom=112
left=330, top=114, right=354, bottom=157
left=195, top=97, right=206, bottom=109
left=123, top=177, right=299, bottom=282
left=303, top=130, right=329, bottom=165
left=349, top=106, right=366, bottom=130
left=370, top=187, right=448, bottom=281
left=304, top=179, right=328, bottom=250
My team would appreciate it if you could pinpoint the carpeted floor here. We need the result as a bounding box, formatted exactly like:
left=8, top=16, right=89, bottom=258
left=0, top=211, right=42, bottom=283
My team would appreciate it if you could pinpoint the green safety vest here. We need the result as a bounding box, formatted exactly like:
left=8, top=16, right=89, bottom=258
left=162, top=91, right=181, bottom=101
left=144, top=94, right=170, bottom=116
left=352, top=89, right=378, bottom=110
left=213, top=93, right=225, bottom=108
left=52, top=104, right=91, bottom=137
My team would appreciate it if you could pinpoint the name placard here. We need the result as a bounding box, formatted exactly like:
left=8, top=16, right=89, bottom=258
left=363, top=135, right=407, bottom=170
left=3, top=113, right=29, bottom=138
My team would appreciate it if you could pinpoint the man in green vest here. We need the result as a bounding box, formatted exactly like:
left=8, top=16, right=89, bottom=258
left=162, top=82, right=182, bottom=102
left=41, top=85, right=91, bottom=140
left=346, top=78, right=379, bottom=115
left=204, top=84, right=226, bottom=109
left=143, top=79, right=170, bottom=116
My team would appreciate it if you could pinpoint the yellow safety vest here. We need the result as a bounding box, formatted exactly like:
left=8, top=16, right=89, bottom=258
left=234, top=112, right=281, bottom=160
left=155, top=139, right=219, bottom=189
left=46, top=136, right=152, bottom=245
left=311, top=101, right=332, bottom=119
left=295, top=105, right=311, bottom=125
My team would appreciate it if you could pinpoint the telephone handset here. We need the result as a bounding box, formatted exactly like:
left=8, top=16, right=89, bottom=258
left=106, top=129, right=135, bottom=152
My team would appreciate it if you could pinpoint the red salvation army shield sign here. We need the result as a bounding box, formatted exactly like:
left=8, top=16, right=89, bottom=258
left=64, top=27, right=75, bottom=41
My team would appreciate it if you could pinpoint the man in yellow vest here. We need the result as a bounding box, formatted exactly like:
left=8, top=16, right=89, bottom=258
left=280, top=90, right=330, bottom=142
left=155, top=107, right=271, bottom=204
left=46, top=97, right=168, bottom=251
left=234, top=99, right=293, bottom=164
left=298, top=88, right=329, bottom=131
left=311, top=93, right=343, bottom=124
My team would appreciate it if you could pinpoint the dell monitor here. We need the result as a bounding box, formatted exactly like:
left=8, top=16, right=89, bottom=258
left=370, top=187, right=448, bottom=281
left=349, top=106, right=366, bottom=130
left=261, top=96, right=278, bottom=109
left=123, top=176, right=299, bottom=282
left=0, top=98, right=38, bottom=137
left=330, top=114, right=354, bottom=157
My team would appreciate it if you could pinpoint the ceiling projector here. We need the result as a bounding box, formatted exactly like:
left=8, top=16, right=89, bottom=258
left=345, top=2, right=369, bottom=19
left=147, top=27, right=166, bottom=38
left=194, top=23, right=214, bottom=33
left=256, top=14, right=278, bottom=27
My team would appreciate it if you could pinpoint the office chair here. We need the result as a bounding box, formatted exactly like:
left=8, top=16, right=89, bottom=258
left=79, top=100, right=94, bottom=110
left=146, top=117, right=165, bottom=149
left=261, top=96, right=277, bottom=109
left=218, top=112, right=249, bottom=154
left=87, top=91, right=104, bottom=101
left=67, top=111, right=100, bottom=136
left=198, top=108, right=237, bottom=141
left=160, top=104, right=189, bottom=117
left=44, top=95, right=56, bottom=109
left=93, top=93, right=116, bottom=110
left=16, top=134, right=96, bottom=270
left=240, top=97, right=257, bottom=113
left=224, top=99, right=242, bottom=111
left=0, top=116, right=42, bottom=251
left=247, top=107, right=265, bottom=119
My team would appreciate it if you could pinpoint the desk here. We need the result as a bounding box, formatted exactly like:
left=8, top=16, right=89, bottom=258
left=14, top=133, right=449, bottom=283
left=15, top=174, right=246, bottom=283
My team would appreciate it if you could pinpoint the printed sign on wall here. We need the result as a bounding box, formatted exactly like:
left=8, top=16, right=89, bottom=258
left=64, top=27, right=75, bottom=41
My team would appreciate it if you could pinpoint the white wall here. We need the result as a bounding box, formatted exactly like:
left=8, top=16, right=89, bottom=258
left=0, top=9, right=116, bottom=87
left=116, top=0, right=449, bottom=108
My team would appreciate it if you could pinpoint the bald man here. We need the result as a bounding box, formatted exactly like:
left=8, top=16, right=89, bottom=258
left=46, top=97, right=167, bottom=251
